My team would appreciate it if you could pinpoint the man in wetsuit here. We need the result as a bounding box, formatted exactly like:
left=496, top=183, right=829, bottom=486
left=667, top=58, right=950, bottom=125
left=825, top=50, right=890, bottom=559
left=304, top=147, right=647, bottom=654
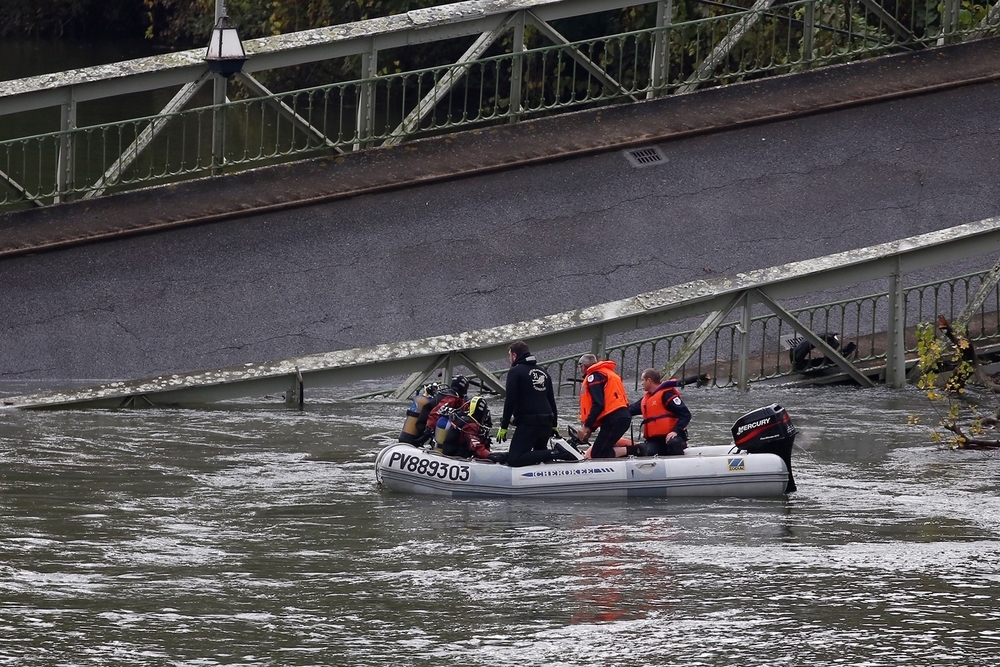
left=423, top=375, right=470, bottom=443
left=498, top=341, right=576, bottom=466
left=437, top=395, right=494, bottom=460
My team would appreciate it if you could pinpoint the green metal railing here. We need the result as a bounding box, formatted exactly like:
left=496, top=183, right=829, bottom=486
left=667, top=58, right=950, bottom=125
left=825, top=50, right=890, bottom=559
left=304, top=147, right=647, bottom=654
left=1, top=0, right=997, bottom=207
left=524, top=269, right=1000, bottom=393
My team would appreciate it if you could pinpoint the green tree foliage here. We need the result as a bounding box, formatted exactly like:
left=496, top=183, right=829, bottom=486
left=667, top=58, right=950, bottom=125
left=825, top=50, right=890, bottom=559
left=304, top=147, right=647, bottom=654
left=5, top=1, right=976, bottom=118
left=140, top=1, right=465, bottom=88
left=0, top=0, right=452, bottom=43
left=0, top=0, right=146, bottom=37
left=142, top=0, right=451, bottom=46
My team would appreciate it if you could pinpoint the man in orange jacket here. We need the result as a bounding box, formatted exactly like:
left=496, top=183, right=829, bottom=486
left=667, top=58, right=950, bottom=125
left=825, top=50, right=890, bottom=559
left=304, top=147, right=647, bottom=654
left=628, top=368, right=691, bottom=456
left=577, top=354, right=633, bottom=459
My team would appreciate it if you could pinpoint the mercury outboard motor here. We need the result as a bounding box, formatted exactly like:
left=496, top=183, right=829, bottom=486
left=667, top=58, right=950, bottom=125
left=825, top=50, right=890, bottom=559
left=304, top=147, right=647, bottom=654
left=731, top=403, right=797, bottom=493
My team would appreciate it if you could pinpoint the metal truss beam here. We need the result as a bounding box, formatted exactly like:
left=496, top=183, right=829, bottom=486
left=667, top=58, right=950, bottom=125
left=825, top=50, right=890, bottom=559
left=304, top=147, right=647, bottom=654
left=284, top=366, right=305, bottom=408
left=510, top=12, right=527, bottom=119
left=647, top=0, right=673, bottom=99
left=956, top=257, right=1000, bottom=327
left=676, top=0, right=778, bottom=94
left=753, top=288, right=876, bottom=387
left=527, top=11, right=640, bottom=102
left=382, top=14, right=514, bottom=147
left=969, top=0, right=1000, bottom=40
left=382, top=5, right=639, bottom=148
left=857, top=0, right=914, bottom=42
left=54, top=90, right=77, bottom=203
left=737, top=291, right=752, bottom=391
left=391, top=354, right=452, bottom=399
left=886, top=259, right=907, bottom=388
left=0, top=167, right=40, bottom=206
left=84, top=72, right=211, bottom=200
left=661, top=291, right=745, bottom=379
left=355, top=45, right=378, bottom=149
left=388, top=351, right=507, bottom=400
left=455, top=352, right=505, bottom=395
left=236, top=72, right=342, bottom=153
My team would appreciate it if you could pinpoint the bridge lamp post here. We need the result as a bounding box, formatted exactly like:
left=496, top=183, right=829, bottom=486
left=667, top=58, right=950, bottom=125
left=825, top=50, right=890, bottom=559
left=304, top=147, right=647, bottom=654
left=205, top=7, right=248, bottom=173
left=204, top=14, right=248, bottom=78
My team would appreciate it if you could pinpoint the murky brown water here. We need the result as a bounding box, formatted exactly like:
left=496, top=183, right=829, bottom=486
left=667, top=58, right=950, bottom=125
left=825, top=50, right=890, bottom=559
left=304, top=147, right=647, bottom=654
left=3, top=384, right=1000, bottom=665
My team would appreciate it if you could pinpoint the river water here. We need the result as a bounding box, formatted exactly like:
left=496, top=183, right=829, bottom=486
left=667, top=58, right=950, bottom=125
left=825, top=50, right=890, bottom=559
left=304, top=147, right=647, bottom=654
left=3, top=382, right=1000, bottom=665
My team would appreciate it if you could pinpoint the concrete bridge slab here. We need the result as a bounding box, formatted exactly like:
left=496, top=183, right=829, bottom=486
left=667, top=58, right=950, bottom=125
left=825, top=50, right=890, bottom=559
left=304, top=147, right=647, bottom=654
left=2, top=39, right=1000, bottom=387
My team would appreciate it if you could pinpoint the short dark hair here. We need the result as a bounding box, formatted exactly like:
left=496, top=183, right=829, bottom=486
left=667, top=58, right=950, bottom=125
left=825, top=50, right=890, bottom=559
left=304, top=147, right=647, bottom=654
left=641, top=368, right=662, bottom=383
left=509, top=340, right=530, bottom=357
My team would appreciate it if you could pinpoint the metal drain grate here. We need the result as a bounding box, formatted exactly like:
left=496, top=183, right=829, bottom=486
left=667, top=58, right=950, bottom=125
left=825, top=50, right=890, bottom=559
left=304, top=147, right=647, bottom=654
left=624, top=146, right=666, bottom=168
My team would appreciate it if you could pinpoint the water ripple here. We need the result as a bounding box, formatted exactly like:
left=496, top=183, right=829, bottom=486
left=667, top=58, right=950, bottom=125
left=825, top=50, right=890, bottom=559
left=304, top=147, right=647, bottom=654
left=3, top=390, right=1000, bottom=665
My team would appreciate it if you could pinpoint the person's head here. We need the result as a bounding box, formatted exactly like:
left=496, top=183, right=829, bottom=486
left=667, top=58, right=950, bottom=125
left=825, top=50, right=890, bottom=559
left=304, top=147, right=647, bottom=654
left=641, top=368, right=662, bottom=392
left=450, top=375, right=470, bottom=396
left=508, top=340, right=530, bottom=365
left=578, top=353, right=598, bottom=375
left=468, top=395, right=493, bottom=434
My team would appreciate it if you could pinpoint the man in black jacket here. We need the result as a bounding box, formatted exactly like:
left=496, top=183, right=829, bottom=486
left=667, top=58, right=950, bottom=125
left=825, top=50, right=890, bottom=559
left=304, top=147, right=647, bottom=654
left=497, top=341, right=576, bottom=466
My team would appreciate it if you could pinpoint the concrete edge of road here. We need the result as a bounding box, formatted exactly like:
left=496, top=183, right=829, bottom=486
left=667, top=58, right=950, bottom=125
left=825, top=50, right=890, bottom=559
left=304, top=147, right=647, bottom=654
left=3, top=36, right=1000, bottom=260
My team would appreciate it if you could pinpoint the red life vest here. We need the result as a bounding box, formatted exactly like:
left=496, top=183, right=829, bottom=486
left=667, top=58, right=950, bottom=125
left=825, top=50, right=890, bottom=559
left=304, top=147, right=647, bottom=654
left=640, top=382, right=681, bottom=438
left=578, top=360, right=629, bottom=427
left=426, top=391, right=465, bottom=436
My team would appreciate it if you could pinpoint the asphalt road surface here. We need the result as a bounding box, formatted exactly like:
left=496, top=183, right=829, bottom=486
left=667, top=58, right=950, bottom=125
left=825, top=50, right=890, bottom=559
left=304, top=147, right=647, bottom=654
left=2, top=80, right=999, bottom=384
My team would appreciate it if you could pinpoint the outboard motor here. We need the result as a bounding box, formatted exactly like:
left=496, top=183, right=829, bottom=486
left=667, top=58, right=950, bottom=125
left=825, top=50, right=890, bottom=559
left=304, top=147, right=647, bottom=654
left=731, top=403, right=797, bottom=493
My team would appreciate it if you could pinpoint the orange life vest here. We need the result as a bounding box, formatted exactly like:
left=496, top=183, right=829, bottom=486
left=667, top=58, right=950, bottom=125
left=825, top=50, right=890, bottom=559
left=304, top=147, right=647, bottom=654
left=578, top=360, right=629, bottom=427
left=640, top=383, right=681, bottom=438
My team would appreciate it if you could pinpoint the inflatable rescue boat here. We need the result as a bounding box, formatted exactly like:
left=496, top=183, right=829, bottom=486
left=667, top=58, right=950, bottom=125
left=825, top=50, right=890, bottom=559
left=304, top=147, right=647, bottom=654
left=376, top=404, right=797, bottom=498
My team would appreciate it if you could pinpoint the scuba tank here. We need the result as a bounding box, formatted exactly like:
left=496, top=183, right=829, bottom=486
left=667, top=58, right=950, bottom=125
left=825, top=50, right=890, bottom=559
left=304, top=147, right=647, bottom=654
left=434, top=411, right=467, bottom=454
left=439, top=396, right=493, bottom=458
left=399, top=383, right=440, bottom=444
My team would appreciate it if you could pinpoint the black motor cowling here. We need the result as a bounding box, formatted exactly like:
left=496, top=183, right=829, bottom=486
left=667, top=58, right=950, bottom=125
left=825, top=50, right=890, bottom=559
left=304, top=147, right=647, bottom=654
left=731, top=403, right=797, bottom=493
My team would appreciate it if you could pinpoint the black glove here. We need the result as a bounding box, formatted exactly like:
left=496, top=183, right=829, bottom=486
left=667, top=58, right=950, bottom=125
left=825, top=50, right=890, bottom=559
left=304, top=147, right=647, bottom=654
left=487, top=452, right=508, bottom=464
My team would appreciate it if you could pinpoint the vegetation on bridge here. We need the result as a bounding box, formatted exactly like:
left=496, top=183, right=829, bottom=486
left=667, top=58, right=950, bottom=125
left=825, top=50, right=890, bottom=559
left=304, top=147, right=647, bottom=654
left=914, top=316, right=1000, bottom=449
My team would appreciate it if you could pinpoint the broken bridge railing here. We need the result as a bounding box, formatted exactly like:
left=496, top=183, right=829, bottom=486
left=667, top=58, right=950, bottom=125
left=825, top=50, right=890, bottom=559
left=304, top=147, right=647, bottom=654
left=531, top=268, right=1000, bottom=395
left=5, top=216, right=1000, bottom=410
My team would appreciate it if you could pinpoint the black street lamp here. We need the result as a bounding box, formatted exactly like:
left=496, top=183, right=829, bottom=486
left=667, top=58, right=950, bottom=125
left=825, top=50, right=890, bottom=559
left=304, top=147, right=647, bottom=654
left=205, top=13, right=247, bottom=77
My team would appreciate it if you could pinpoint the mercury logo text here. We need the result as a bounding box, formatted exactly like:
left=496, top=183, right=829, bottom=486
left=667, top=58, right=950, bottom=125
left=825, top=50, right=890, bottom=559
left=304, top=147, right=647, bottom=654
left=736, top=417, right=771, bottom=436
